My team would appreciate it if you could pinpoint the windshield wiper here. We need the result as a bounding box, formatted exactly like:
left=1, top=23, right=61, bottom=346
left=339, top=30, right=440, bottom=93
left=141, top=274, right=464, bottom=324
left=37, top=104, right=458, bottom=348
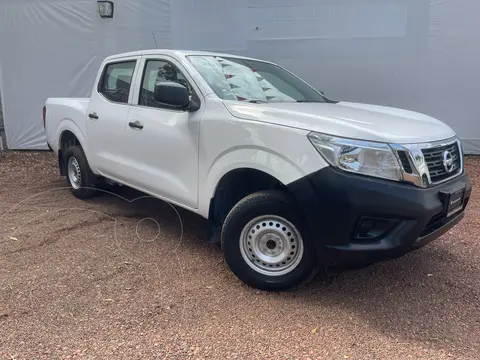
left=296, top=100, right=334, bottom=103
left=248, top=99, right=267, bottom=104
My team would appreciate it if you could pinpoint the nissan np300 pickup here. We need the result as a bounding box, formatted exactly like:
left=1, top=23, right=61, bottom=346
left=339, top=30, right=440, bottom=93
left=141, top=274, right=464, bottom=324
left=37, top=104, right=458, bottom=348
left=44, top=50, right=472, bottom=291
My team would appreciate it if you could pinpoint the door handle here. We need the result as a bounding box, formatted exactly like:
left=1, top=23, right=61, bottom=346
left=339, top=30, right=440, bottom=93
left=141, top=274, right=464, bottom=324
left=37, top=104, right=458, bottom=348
left=88, top=112, right=99, bottom=120
left=129, top=120, right=144, bottom=130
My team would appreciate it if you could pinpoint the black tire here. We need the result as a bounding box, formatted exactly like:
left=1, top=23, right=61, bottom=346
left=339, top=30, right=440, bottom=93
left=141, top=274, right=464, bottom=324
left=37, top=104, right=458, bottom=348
left=221, top=190, right=319, bottom=291
left=64, top=146, right=98, bottom=199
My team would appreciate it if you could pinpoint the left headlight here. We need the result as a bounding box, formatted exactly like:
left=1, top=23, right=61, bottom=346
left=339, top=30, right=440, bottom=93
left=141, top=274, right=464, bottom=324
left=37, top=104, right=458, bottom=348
left=308, top=132, right=402, bottom=181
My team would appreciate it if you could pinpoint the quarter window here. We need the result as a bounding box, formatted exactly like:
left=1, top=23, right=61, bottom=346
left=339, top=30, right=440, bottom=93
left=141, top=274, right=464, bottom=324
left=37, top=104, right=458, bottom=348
left=139, top=60, right=193, bottom=108
left=99, top=61, right=136, bottom=104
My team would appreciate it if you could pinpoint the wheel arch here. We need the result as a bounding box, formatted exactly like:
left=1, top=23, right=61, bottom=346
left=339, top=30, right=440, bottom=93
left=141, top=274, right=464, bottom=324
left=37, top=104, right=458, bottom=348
left=56, top=119, right=88, bottom=151
left=200, top=146, right=308, bottom=219
left=57, top=121, right=89, bottom=176
left=207, top=167, right=298, bottom=228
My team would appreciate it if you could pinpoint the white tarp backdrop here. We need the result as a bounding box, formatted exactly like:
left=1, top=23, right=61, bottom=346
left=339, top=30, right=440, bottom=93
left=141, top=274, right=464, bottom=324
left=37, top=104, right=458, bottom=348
left=0, top=0, right=479, bottom=153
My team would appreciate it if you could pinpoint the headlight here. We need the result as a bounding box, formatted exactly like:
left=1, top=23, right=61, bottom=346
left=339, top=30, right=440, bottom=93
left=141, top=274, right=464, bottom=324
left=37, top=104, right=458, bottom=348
left=308, top=132, right=402, bottom=181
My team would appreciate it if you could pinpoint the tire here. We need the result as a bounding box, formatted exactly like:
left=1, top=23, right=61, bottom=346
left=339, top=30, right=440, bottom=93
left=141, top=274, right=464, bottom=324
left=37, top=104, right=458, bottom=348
left=64, top=146, right=98, bottom=199
left=221, top=190, right=319, bottom=291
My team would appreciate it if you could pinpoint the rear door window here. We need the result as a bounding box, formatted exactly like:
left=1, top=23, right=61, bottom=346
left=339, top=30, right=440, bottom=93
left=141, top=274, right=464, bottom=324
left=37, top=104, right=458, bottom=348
left=98, top=61, right=136, bottom=104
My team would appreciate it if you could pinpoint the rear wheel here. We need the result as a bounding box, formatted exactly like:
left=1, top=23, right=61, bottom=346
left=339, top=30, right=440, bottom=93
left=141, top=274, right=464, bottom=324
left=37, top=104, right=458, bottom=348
left=221, top=190, right=318, bottom=291
left=65, top=146, right=98, bottom=199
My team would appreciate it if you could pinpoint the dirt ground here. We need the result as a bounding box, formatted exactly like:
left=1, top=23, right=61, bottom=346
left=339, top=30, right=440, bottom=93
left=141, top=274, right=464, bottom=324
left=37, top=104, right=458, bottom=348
left=0, top=151, right=479, bottom=360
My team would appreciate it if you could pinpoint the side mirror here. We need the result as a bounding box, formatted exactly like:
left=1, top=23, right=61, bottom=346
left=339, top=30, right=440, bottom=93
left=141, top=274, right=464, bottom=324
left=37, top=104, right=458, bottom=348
left=320, top=90, right=325, bottom=96
left=154, top=82, right=190, bottom=110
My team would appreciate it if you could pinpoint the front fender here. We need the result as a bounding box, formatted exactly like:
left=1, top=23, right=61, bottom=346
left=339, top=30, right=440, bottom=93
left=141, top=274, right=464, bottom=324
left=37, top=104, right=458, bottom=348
left=198, top=146, right=312, bottom=217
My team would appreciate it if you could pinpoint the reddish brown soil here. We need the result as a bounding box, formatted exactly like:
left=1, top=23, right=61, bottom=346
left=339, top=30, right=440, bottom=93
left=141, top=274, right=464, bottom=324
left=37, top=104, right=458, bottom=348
left=1, top=151, right=479, bottom=359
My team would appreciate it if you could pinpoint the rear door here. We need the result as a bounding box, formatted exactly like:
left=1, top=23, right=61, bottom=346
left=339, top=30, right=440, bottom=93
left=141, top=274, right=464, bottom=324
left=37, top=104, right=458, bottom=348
left=123, top=55, right=203, bottom=208
left=86, top=57, right=139, bottom=180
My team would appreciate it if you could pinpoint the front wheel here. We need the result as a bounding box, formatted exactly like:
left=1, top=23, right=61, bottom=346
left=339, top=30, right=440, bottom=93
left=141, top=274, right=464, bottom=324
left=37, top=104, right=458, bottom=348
left=221, top=190, right=318, bottom=291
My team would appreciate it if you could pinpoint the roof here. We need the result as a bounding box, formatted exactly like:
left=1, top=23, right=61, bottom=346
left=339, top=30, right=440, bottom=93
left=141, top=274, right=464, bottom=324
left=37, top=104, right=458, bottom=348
left=104, top=49, right=268, bottom=63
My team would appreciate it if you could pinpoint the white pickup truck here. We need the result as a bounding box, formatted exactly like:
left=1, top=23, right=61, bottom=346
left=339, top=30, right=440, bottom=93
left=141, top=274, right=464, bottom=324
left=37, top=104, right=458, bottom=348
left=44, top=49, right=472, bottom=291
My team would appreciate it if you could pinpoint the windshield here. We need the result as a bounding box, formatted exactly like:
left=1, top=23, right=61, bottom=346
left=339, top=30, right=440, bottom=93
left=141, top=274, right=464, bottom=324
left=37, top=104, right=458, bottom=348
left=187, top=55, right=327, bottom=103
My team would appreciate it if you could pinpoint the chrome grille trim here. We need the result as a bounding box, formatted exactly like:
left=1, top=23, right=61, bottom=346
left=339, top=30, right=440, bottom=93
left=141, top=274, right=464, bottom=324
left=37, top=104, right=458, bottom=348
left=422, top=142, right=461, bottom=182
left=390, top=137, right=463, bottom=188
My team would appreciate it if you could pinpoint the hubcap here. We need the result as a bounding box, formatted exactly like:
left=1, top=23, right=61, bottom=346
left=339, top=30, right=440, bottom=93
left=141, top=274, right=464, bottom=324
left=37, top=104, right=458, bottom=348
left=239, top=215, right=304, bottom=276
left=67, top=157, right=82, bottom=190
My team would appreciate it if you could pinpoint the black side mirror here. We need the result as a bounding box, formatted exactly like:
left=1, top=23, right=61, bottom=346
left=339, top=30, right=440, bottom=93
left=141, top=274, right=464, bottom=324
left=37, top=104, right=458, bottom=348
left=154, top=82, right=190, bottom=110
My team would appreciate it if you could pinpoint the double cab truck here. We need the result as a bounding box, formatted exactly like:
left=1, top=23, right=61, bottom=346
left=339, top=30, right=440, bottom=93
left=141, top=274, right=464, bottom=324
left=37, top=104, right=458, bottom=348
left=44, top=50, right=472, bottom=291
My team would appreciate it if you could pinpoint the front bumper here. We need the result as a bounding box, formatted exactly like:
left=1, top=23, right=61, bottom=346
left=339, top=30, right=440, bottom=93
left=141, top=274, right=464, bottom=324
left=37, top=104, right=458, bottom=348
left=287, top=167, right=472, bottom=267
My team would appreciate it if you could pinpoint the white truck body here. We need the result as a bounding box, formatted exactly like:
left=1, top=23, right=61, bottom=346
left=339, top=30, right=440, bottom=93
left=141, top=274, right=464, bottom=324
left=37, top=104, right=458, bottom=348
left=44, top=49, right=471, bottom=291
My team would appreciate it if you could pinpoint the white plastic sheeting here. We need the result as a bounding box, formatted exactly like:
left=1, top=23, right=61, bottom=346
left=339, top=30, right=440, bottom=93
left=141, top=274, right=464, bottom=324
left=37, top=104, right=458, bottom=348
left=0, top=0, right=479, bottom=153
left=0, top=0, right=172, bottom=149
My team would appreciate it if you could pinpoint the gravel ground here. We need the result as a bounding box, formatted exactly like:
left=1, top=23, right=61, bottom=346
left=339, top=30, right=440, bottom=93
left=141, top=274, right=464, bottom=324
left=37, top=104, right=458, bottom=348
left=0, top=151, right=479, bottom=360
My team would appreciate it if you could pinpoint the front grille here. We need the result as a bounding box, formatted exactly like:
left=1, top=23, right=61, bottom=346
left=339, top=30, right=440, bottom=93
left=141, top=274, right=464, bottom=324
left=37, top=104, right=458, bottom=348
left=421, top=142, right=461, bottom=183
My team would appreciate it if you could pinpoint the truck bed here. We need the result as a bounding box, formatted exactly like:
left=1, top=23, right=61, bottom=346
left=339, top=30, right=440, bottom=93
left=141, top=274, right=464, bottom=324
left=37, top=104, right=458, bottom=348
left=44, top=98, right=89, bottom=153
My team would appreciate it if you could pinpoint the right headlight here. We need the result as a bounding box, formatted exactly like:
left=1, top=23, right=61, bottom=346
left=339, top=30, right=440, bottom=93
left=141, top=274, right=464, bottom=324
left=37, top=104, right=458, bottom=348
left=307, top=132, right=402, bottom=181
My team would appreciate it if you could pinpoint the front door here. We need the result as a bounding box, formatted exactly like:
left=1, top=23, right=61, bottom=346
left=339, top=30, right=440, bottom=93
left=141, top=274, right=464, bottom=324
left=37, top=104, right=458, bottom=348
left=124, top=56, right=202, bottom=208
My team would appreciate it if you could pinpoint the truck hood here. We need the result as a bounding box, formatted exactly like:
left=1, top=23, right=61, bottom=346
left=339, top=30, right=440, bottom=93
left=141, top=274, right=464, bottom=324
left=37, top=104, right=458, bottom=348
left=223, top=101, right=456, bottom=144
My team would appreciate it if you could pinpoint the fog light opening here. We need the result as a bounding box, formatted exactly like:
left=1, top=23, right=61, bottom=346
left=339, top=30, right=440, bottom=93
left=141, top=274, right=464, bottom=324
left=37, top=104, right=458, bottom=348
left=354, top=217, right=399, bottom=241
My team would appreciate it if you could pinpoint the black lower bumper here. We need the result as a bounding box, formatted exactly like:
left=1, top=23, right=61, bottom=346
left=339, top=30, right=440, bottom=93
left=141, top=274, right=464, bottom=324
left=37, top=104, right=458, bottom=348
left=287, top=167, right=472, bottom=267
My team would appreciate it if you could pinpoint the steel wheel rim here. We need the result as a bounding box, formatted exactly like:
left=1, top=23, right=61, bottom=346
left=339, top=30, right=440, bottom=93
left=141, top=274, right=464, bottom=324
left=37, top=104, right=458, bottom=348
left=67, top=157, right=82, bottom=190
left=239, top=215, right=304, bottom=276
